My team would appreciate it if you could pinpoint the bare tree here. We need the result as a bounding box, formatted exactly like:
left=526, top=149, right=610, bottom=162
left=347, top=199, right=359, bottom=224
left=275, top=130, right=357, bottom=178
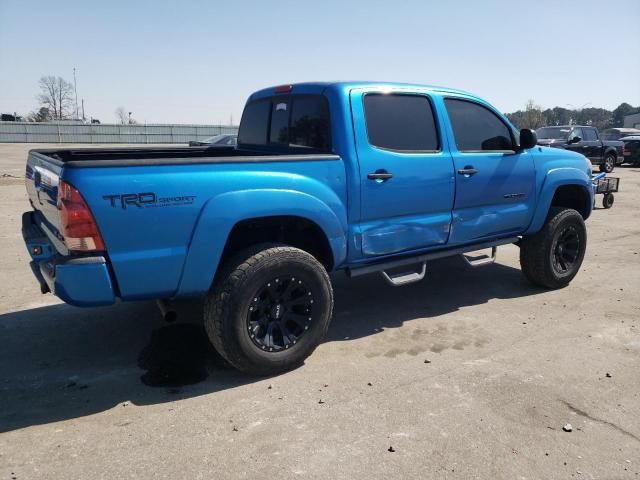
left=36, top=76, right=74, bottom=120
left=115, top=107, right=128, bottom=124
left=520, top=99, right=546, bottom=130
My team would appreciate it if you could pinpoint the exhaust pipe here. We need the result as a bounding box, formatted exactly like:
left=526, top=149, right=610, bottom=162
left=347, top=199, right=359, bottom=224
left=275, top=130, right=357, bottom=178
left=156, top=299, right=177, bottom=322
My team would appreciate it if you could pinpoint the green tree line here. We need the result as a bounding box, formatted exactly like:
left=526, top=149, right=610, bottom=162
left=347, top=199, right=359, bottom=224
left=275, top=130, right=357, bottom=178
left=506, top=100, right=639, bottom=130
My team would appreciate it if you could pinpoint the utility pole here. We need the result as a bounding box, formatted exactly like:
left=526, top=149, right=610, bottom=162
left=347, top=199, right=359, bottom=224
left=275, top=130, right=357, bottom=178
left=81, top=98, right=85, bottom=121
left=72, top=68, right=79, bottom=120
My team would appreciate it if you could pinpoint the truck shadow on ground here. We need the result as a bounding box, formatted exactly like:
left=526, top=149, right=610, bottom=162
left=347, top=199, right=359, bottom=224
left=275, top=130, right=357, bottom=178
left=0, top=256, right=544, bottom=433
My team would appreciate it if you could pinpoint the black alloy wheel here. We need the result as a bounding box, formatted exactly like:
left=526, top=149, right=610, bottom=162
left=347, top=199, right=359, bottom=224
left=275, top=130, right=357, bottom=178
left=247, top=276, right=315, bottom=352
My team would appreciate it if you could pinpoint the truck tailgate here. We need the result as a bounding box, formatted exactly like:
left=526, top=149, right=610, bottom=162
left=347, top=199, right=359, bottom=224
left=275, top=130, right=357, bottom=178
left=25, top=150, right=63, bottom=238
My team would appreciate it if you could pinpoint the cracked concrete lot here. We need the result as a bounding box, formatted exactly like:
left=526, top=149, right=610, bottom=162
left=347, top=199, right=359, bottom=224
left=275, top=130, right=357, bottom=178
left=1, top=143, right=639, bottom=479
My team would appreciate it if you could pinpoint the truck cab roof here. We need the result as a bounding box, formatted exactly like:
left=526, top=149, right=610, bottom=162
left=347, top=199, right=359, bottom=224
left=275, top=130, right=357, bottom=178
left=249, top=81, right=476, bottom=101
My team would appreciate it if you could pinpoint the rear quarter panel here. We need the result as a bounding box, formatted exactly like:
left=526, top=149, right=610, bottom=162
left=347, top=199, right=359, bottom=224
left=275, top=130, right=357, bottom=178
left=62, top=159, right=347, bottom=301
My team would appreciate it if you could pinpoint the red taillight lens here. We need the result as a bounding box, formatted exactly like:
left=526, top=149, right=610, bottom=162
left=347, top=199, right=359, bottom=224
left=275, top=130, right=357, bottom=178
left=274, top=84, right=293, bottom=93
left=57, top=180, right=105, bottom=251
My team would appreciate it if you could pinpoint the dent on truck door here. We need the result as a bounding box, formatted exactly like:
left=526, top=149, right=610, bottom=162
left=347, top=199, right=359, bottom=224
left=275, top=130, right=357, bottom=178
left=350, top=90, right=455, bottom=256
left=443, top=98, right=535, bottom=243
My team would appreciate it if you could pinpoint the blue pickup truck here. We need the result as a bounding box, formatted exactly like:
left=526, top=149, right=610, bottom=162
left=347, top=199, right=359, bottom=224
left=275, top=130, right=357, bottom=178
left=23, top=82, right=594, bottom=375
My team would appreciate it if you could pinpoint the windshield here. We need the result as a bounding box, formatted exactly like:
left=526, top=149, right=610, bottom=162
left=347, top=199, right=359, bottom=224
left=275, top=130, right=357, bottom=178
left=536, top=127, right=571, bottom=140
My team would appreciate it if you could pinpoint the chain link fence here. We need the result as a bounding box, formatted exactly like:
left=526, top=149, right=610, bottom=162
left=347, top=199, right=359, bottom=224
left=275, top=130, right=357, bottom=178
left=0, top=122, right=238, bottom=144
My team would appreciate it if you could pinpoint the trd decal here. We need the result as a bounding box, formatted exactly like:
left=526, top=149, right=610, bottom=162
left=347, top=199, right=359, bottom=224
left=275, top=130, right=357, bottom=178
left=103, top=193, right=196, bottom=209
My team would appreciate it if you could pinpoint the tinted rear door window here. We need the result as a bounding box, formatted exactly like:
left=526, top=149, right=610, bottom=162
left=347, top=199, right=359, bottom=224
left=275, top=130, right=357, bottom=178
left=363, top=94, right=439, bottom=151
left=444, top=99, right=513, bottom=151
left=583, top=128, right=598, bottom=141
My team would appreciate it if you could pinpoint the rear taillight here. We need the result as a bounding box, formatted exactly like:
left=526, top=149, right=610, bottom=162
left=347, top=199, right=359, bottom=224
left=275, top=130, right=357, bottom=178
left=274, top=84, right=293, bottom=93
left=57, top=180, right=105, bottom=251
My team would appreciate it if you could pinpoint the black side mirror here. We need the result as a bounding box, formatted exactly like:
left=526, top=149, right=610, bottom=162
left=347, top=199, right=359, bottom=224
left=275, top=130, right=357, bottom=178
left=519, top=129, right=537, bottom=149
left=567, top=136, right=581, bottom=144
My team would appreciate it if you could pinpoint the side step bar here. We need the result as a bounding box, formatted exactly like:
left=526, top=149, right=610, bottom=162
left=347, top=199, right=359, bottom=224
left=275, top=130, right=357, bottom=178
left=347, top=236, right=519, bottom=279
left=462, top=246, right=497, bottom=267
left=381, top=262, right=427, bottom=287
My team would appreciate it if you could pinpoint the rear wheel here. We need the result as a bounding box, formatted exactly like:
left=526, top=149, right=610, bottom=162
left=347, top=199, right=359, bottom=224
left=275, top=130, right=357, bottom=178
left=520, top=208, right=587, bottom=289
left=599, top=153, right=615, bottom=173
left=204, top=244, right=333, bottom=376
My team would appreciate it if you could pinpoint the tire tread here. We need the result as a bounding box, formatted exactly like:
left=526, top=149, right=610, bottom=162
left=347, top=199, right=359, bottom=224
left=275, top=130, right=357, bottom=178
left=204, top=244, right=333, bottom=375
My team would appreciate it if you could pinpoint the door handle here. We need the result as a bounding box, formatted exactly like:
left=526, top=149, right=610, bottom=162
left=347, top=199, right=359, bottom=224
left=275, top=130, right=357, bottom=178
left=457, top=167, right=478, bottom=176
left=367, top=171, right=393, bottom=181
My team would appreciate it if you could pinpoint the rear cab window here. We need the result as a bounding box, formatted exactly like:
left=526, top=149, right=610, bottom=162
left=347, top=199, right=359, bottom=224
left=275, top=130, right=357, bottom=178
left=238, top=95, right=332, bottom=152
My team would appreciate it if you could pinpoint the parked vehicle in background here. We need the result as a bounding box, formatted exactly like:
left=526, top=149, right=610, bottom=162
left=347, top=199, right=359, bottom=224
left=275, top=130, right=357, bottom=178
left=536, top=125, right=624, bottom=173
left=621, top=135, right=640, bottom=166
left=601, top=127, right=640, bottom=141
left=22, top=82, right=594, bottom=376
left=188, top=134, right=237, bottom=147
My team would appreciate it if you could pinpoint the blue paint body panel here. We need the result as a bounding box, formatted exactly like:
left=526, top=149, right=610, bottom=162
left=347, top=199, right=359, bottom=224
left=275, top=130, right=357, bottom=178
left=52, top=261, right=115, bottom=307
left=22, top=82, right=593, bottom=307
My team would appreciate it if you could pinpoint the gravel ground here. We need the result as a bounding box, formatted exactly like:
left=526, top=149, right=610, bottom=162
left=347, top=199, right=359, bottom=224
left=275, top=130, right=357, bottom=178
left=1, top=143, right=639, bottom=479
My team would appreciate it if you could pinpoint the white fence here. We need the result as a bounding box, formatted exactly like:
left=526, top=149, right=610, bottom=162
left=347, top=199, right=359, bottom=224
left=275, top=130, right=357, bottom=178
left=0, top=122, right=238, bottom=144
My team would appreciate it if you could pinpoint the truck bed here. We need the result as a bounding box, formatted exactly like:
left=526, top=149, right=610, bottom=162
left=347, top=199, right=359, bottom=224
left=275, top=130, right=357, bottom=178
left=30, top=146, right=338, bottom=168
left=24, top=144, right=346, bottom=303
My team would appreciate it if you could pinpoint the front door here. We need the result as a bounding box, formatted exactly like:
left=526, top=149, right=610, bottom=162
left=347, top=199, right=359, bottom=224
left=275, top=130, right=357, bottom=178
left=443, top=97, right=536, bottom=243
left=350, top=89, right=455, bottom=257
left=565, top=127, right=587, bottom=156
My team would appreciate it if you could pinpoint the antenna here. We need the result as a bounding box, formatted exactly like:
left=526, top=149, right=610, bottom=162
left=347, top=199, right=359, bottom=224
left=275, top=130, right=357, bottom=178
left=72, top=68, right=79, bottom=120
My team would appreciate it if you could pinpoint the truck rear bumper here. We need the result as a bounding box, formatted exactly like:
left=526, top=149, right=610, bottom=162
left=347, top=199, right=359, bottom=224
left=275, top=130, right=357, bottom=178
left=22, top=211, right=115, bottom=307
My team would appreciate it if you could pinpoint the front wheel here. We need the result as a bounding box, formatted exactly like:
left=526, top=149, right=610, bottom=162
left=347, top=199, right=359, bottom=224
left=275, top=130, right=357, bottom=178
left=602, top=193, right=614, bottom=209
left=599, top=154, right=616, bottom=173
left=204, top=244, right=334, bottom=376
left=520, top=207, right=587, bottom=289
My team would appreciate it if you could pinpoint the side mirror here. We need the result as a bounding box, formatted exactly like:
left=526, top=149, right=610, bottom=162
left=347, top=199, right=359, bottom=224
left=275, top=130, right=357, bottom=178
left=567, top=136, right=581, bottom=144
left=519, top=129, right=537, bottom=149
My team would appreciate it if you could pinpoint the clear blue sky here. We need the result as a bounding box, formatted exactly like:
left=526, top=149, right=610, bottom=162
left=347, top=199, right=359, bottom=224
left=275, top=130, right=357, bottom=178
left=1, top=0, right=639, bottom=124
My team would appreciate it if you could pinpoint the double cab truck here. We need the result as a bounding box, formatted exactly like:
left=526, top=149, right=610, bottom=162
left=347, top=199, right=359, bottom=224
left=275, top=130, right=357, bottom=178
left=536, top=125, right=624, bottom=173
left=22, top=82, right=594, bottom=375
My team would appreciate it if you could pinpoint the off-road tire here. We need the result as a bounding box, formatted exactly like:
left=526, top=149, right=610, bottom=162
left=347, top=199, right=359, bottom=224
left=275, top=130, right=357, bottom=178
left=519, top=207, right=587, bottom=289
left=204, top=244, right=333, bottom=376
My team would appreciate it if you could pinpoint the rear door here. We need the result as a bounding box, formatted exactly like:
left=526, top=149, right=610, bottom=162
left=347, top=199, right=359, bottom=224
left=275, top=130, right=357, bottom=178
left=350, top=89, right=455, bottom=257
left=443, top=97, right=536, bottom=243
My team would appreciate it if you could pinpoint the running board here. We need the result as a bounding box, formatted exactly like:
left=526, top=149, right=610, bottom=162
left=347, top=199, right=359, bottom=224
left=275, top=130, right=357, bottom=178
left=462, top=246, right=497, bottom=267
left=381, top=262, right=427, bottom=287
left=347, top=236, right=519, bottom=278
